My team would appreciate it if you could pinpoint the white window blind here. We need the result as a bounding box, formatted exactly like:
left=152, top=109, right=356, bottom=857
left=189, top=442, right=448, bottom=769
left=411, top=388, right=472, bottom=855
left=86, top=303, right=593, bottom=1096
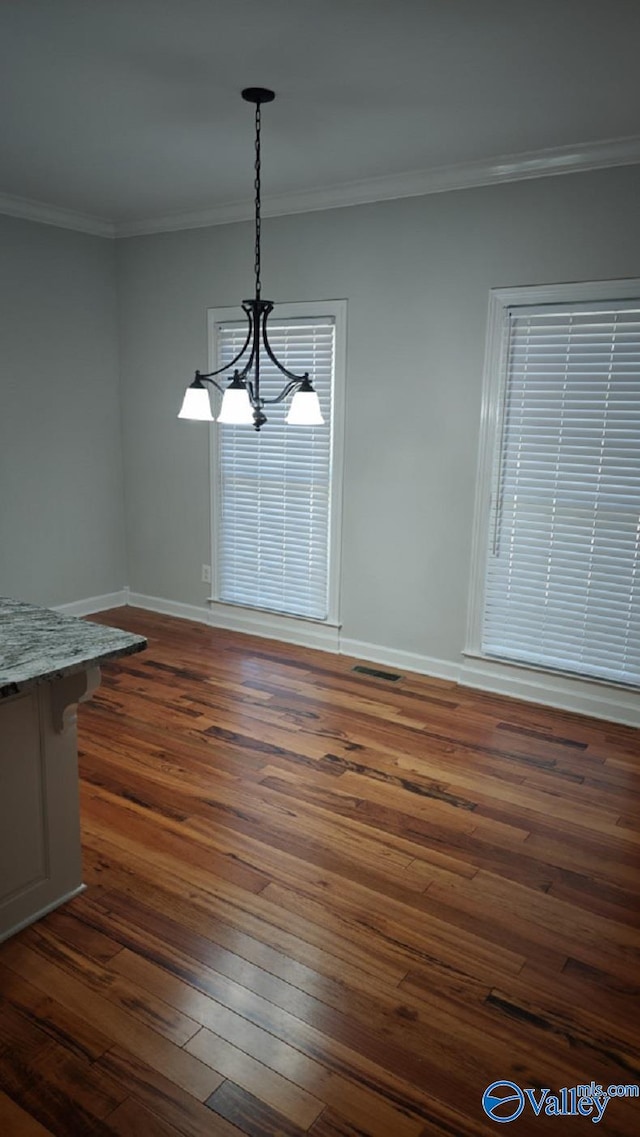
left=215, top=316, right=335, bottom=620
left=483, top=300, right=640, bottom=686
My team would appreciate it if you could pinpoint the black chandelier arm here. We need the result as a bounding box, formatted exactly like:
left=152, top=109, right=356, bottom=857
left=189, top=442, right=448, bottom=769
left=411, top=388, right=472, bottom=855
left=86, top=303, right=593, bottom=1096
left=197, top=309, right=254, bottom=383
left=260, top=378, right=304, bottom=406
left=245, top=374, right=258, bottom=406
left=238, top=305, right=261, bottom=403
left=237, top=338, right=257, bottom=385
left=201, top=376, right=226, bottom=395
left=261, top=308, right=309, bottom=383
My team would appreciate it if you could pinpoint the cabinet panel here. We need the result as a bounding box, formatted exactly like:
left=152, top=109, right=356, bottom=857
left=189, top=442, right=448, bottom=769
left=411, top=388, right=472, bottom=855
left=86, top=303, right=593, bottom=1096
left=0, top=691, right=47, bottom=901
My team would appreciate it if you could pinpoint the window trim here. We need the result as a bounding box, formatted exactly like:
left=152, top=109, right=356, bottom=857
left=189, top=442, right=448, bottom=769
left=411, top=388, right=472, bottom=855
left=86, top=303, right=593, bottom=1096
left=207, top=298, right=347, bottom=628
left=465, top=277, right=640, bottom=681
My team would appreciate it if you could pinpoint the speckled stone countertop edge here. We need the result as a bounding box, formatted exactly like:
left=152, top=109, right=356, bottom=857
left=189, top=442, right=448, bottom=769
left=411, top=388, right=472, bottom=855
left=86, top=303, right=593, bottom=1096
left=0, top=597, right=147, bottom=700
left=0, top=637, right=146, bottom=700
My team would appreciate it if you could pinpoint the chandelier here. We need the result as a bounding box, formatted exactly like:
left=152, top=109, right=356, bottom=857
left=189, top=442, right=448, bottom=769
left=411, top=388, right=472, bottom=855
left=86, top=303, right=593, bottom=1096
left=178, top=88, right=323, bottom=431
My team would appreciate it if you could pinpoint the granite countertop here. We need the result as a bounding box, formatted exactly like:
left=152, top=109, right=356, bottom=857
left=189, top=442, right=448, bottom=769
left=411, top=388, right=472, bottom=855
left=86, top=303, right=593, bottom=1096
left=0, top=597, right=146, bottom=699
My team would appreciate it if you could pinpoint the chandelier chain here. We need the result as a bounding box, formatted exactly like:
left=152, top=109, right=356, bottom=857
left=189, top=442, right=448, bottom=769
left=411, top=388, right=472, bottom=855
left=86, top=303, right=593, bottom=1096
left=254, top=101, right=262, bottom=300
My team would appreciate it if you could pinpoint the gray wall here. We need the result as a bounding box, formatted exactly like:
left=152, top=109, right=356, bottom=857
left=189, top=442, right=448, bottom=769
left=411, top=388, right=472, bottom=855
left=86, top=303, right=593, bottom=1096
left=0, top=215, right=126, bottom=606
left=4, top=167, right=638, bottom=663
left=117, top=165, right=640, bottom=666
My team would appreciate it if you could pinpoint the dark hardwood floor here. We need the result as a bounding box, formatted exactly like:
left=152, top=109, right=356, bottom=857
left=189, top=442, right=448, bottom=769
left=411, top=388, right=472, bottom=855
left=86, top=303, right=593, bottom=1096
left=1, top=607, right=639, bottom=1136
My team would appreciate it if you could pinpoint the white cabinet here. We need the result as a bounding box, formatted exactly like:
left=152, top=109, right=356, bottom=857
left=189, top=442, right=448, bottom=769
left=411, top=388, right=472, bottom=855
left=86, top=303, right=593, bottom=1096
left=0, top=666, right=99, bottom=941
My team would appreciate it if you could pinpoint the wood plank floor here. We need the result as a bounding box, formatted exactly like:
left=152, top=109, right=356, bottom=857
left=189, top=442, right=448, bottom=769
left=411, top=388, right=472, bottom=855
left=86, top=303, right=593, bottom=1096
left=1, top=608, right=640, bottom=1136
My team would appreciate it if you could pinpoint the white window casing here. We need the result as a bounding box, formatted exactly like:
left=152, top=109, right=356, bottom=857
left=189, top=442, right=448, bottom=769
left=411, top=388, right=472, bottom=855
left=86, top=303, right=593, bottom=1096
left=467, top=280, right=640, bottom=689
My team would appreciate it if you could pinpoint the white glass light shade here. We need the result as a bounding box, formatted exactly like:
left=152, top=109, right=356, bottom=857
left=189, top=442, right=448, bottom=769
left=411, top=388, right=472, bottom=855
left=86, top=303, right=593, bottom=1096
left=286, top=389, right=324, bottom=425
left=178, top=385, right=214, bottom=421
left=218, top=384, right=254, bottom=425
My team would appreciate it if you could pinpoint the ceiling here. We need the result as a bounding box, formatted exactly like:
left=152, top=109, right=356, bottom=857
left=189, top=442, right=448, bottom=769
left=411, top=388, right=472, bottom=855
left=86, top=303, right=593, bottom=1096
left=2, top=0, right=640, bottom=236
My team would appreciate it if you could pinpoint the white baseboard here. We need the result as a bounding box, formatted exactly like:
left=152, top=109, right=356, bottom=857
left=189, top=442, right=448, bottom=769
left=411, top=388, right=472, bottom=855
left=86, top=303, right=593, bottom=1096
left=207, top=599, right=340, bottom=651
left=55, top=590, right=128, bottom=617
left=343, top=637, right=640, bottom=727
left=57, top=589, right=639, bottom=727
left=339, top=636, right=459, bottom=683
left=125, top=591, right=340, bottom=652
left=126, top=590, right=210, bottom=626
left=0, top=884, right=86, bottom=944
left=458, top=656, right=640, bottom=728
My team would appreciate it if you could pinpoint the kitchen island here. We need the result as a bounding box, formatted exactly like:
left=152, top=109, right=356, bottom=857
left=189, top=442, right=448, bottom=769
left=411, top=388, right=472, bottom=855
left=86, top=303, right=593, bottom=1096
left=0, top=597, right=145, bottom=941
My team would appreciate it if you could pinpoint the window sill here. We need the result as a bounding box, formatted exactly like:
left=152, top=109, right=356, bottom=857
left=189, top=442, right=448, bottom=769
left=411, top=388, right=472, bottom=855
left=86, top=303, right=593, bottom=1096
left=459, top=649, right=640, bottom=726
left=206, top=598, right=341, bottom=652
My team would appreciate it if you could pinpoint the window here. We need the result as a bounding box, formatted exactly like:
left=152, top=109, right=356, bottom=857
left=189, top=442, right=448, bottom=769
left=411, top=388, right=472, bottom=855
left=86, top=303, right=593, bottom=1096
left=209, top=301, right=345, bottom=622
left=469, top=282, right=640, bottom=687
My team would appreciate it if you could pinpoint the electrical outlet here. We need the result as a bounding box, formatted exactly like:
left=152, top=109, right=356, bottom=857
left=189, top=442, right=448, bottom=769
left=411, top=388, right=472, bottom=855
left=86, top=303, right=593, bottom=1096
left=201, top=564, right=211, bottom=584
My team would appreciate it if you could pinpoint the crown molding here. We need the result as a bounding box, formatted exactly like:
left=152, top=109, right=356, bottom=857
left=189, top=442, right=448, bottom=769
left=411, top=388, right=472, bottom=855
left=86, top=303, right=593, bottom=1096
left=1, top=134, right=640, bottom=240
left=115, top=133, right=640, bottom=238
left=0, top=191, right=115, bottom=237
